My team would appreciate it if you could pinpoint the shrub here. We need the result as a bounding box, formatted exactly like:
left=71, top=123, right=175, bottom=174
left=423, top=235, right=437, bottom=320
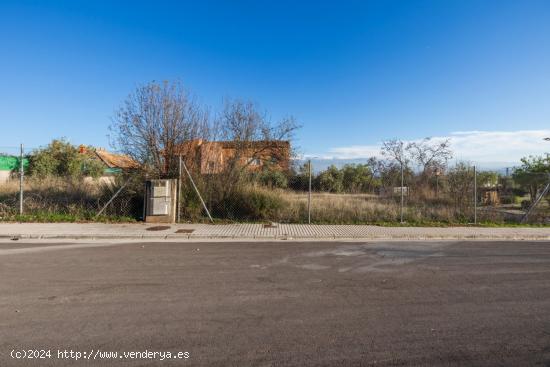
left=211, top=185, right=286, bottom=221
left=511, top=188, right=528, bottom=197
left=257, top=169, right=288, bottom=189
left=499, top=195, right=515, bottom=205
left=447, top=162, right=474, bottom=215
left=178, top=171, right=288, bottom=222
left=317, top=165, right=344, bottom=193
left=341, top=164, right=374, bottom=193
left=287, top=163, right=311, bottom=191
left=29, top=139, right=104, bottom=179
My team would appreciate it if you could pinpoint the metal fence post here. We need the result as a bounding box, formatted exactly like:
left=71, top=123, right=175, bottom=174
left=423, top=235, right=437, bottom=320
left=473, top=165, right=477, bottom=224
left=308, top=159, right=312, bottom=224
left=400, top=161, right=404, bottom=223
left=521, top=174, right=550, bottom=223
left=19, top=143, right=24, bottom=215
left=142, top=173, right=148, bottom=221
left=177, top=155, right=182, bottom=223
left=181, top=161, right=213, bottom=224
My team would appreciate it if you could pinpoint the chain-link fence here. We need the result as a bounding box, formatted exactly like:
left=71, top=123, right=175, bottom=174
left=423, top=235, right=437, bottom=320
left=176, top=161, right=550, bottom=225
left=0, top=173, right=143, bottom=221
left=0, top=144, right=144, bottom=222
left=1, top=152, right=549, bottom=225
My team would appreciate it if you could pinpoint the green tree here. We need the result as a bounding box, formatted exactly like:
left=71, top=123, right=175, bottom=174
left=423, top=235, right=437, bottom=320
left=29, top=139, right=105, bottom=179
left=476, top=171, right=500, bottom=188
left=317, top=165, right=344, bottom=193
left=512, top=155, right=550, bottom=202
left=341, top=164, right=374, bottom=193
left=379, top=162, right=414, bottom=190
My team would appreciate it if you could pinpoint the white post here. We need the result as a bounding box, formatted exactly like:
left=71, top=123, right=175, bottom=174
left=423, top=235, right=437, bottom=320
left=19, top=143, right=24, bottom=215
left=177, top=156, right=182, bottom=223
left=473, top=165, right=477, bottom=224
left=308, top=159, right=312, bottom=224
left=400, top=161, right=404, bottom=223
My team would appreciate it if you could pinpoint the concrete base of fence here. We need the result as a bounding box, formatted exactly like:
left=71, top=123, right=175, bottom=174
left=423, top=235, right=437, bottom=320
left=1, top=223, right=550, bottom=241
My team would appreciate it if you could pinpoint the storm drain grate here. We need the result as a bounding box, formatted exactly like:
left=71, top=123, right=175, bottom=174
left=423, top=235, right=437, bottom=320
left=146, top=226, right=171, bottom=231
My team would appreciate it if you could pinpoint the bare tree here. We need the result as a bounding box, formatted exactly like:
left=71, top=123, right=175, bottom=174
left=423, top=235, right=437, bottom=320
left=408, top=137, right=452, bottom=176
left=110, top=81, right=210, bottom=177
left=191, top=99, right=300, bottom=219
left=218, top=99, right=300, bottom=172
left=366, top=157, right=381, bottom=175
left=380, top=139, right=411, bottom=167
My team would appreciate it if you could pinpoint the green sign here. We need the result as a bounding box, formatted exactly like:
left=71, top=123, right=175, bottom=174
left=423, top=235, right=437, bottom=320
left=0, top=156, right=29, bottom=171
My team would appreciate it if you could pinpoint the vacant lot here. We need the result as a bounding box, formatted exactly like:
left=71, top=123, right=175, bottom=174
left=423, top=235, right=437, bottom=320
left=1, top=240, right=550, bottom=366
left=2, top=177, right=540, bottom=224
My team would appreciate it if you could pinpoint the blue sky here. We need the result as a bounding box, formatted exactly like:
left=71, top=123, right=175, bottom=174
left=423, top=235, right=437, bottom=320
left=1, top=0, right=549, bottom=166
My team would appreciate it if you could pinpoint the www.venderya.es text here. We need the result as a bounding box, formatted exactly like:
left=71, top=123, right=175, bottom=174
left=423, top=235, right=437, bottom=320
left=10, top=349, right=190, bottom=361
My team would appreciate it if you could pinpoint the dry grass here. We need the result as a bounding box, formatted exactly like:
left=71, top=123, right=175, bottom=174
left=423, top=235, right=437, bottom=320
left=271, top=190, right=510, bottom=224
left=182, top=182, right=513, bottom=224
left=276, top=191, right=399, bottom=223
left=0, top=178, right=529, bottom=224
left=0, top=177, right=139, bottom=221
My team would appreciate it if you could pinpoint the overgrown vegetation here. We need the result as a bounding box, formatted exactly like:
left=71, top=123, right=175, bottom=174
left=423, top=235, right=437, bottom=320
left=0, top=137, right=145, bottom=222
left=2, top=80, right=550, bottom=225
left=512, top=155, right=550, bottom=202
left=0, top=174, right=143, bottom=222
left=177, top=146, right=550, bottom=224
left=29, top=139, right=105, bottom=178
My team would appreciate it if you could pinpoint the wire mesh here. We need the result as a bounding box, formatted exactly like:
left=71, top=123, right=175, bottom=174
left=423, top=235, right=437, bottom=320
left=0, top=155, right=548, bottom=224
left=0, top=174, right=143, bottom=221
left=175, top=162, right=550, bottom=225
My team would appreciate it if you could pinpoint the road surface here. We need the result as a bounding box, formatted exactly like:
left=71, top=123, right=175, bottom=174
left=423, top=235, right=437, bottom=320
left=1, top=240, right=549, bottom=366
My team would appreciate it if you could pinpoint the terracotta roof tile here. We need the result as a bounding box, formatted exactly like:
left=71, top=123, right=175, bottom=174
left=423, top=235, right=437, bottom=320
left=94, top=150, right=139, bottom=169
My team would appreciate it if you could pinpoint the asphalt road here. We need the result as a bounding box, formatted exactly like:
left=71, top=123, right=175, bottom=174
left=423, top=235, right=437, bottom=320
left=1, top=240, right=550, bottom=366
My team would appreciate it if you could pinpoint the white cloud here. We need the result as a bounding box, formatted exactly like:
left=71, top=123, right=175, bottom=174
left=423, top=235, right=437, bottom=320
left=323, top=130, right=550, bottom=167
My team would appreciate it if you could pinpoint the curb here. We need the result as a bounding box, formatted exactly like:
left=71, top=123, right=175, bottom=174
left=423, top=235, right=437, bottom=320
left=3, top=233, right=550, bottom=241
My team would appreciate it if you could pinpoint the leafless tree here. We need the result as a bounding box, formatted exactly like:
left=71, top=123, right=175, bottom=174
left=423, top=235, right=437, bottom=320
left=191, top=99, right=300, bottom=218
left=365, top=156, right=382, bottom=177
left=217, top=99, right=300, bottom=172
left=380, top=139, right=411, bottom=167
left=408, top=137, right=452, bottom=176
left=110, top=80, right=210, bottom=177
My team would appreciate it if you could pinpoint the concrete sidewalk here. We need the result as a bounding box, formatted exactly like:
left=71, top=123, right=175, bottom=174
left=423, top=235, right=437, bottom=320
left=1, top=222, right=550, bottom=240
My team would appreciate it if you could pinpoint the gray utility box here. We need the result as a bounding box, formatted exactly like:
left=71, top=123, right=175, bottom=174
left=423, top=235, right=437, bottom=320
left=144, top=179, right=177, bottom=223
